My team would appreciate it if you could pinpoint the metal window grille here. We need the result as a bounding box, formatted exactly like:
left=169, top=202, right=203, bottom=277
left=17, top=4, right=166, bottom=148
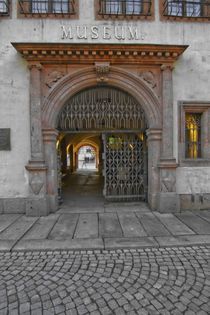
left=19, top=0, right=75, bottom=15
left=99, top=0, right=152, bottom=16
left=0, top=0, right=9, bottom=15
left=163, top=0, right=210, bottom=18
left=185, top=113, right=202, bottom=159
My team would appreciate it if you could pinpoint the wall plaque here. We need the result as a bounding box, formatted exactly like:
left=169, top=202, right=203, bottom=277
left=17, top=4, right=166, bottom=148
left=0, top=129, right=11, bottom=150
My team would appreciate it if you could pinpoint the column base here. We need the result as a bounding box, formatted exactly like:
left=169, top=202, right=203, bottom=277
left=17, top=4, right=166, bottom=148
left=158, top=192, right=180, bottom=213
left=47, top=194, right=59, bottom=213
left=147, top=192, right=158, bottom=211
left=26, top=197, right=49, bottom=217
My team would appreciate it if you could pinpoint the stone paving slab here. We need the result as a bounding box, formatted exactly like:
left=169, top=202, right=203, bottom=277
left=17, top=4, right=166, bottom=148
left=136, top=212, right=171, bottom=236
left=48, top=213, right=78, bottom=240
left=156, top=234, right=210, bottom=247
left=176, top=211, right=210, bottom=234
left=0, top=240, right=16, bottom=251
left=0, top=214, right=21, bottom=233
left=0, top=216, right=37, bottom=240
left=13, top=238, right=104, bottom=251
left=74, top=213, right=98, bottom=238
left=104, top=237, right=158, bottom=249
left=154, top=212, right=195, bottom=235
left=118, top=213, right=147, bottom=237
left=0, top=209, right=210, bottom=251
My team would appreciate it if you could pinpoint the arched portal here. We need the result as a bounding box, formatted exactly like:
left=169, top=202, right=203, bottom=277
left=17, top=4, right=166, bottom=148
left=42, top=67, right=162, bottom=212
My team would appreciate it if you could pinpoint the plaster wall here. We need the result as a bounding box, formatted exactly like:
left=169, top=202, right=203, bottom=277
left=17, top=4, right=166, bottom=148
left=0, top=0, right=210, bottom=200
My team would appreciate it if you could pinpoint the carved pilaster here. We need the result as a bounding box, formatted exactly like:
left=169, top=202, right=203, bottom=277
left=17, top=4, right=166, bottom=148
left=146, top=129, right=162, bottom=210
left=25, top=62, right=49, bottom=216
left=161, top=64, right=174, bottom=159
left=28, top=62, right=44, bottom=161
left=157, top=65, right=179, bottom=212
left=43, top=129, right=59, bottom=213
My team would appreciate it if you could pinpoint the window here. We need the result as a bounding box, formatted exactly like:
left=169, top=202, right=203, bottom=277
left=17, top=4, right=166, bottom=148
left=18, top=0, right=76, bottom=16
left=185, top=113, right=201, bottom=158
left=0, top=0, right=9, bottom=15
left=104, top=0, right=142, bottom=14
left=98, top=0, right=152, bottom=17
left=179, top=102, right=210, bottom=165
left=163, top=0, right=210, bottom=19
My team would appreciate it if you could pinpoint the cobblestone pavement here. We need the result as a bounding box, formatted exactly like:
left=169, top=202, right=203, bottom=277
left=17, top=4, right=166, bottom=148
left=0, top=246, right=209, bottom=315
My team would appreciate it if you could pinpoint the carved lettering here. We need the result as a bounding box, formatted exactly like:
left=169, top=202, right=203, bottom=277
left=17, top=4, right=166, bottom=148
left=91, top=26, right=99, bottom=39
left=61, top=26, right=73, bottom=39
left=60, top=25, right=147, bottom=41
left=114, top=27, right=125, bottom=40
left=76, top=26, right=87, bottom=40
left=103, top=26, right=111, bottom=39
left=128, top=26, right=139, bottom=40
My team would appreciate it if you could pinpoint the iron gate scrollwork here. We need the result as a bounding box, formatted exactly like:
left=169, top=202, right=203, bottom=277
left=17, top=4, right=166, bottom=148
left=103, top=133, right=147, bottom=201
left=58, top=87, right=147, bottom=131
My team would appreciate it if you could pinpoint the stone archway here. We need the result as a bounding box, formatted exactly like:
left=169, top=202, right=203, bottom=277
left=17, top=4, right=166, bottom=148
left=42, top=67, right=162, bottom=212
left=12, top=43, right=187, bottom=215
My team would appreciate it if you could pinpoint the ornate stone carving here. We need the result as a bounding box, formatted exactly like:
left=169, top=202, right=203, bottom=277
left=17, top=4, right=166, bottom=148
left=139, top=71, right=156, bottom=89
left=29, top=173, right=44, bottom=195
left=161, top=171, right=176, bottom=192
left=45, top=70, right=65, bottom=88
left=95, top=62, right=110, bottom=83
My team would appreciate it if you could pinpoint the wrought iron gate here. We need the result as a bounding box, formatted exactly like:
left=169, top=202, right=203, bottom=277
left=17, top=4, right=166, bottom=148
left=103, top=133, right=147, bottom=201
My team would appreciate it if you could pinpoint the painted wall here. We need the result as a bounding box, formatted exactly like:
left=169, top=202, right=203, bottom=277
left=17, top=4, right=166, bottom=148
left=0, top=0, right=210, bottom=199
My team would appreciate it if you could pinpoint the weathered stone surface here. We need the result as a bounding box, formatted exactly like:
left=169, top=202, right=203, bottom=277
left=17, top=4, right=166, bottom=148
left=158, top=192, right=180, bottom=213
left=26, top=197, right=49, bottom=217
left=3, top=198, right=26, bottom=214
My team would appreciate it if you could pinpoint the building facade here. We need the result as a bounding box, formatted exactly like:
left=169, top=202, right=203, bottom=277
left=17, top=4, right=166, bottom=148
left=0, top=0, right=210, bottom=216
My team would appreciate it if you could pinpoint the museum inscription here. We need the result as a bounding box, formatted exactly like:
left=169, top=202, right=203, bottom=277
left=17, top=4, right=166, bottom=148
left=61, top=25, right=146, bottom=41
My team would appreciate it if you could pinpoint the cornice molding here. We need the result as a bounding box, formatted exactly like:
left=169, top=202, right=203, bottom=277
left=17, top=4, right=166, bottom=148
left=11, top=43, right=188, bottom=65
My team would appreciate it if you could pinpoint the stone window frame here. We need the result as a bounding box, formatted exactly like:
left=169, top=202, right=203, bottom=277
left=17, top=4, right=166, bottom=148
left=17, top=0, right=79, bottom=19
left=94, top=0, right=155, bottom=20
left=160, top=0, right=210, bottom=23
left=0, top=0, right=11, bottom=18
left=179, top=102, right=210, bottom=166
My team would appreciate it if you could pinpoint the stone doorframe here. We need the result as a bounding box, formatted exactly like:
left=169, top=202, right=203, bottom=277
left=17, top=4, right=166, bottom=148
left=12, top=43, right=187, bottom=216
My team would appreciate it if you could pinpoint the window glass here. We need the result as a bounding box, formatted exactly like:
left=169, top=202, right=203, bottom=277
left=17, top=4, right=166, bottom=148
left=0, top=0, right=8, bottom=13
left=105, top=0, right=122, bottom=14
left=53, top=0, right=69, bottom=13
left=186, top=0, right=201, bottom=17
left=126, top=1, right=142, bottom=13
left=32, top=0, right=48, bottom=13
left=167, top=0, right=183, bottom=16
left=185, top=113, right=201, bottom=158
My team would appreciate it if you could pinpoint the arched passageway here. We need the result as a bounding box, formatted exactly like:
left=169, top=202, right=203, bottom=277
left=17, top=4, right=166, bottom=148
left=56, top=86, right=149, bottom=207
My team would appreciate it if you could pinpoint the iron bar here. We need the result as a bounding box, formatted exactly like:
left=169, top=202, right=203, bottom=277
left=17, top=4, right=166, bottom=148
left=18, top=0, right=75, bottom=16
left=99, top=0, right=152, bottom=16
left=163, top=0, right=210, bottom=18
left=0, top=0, right=9, bottom=15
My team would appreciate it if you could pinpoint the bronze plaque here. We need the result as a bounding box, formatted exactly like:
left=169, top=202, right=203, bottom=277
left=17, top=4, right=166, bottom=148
left=0, top=129, right=11, bottom=150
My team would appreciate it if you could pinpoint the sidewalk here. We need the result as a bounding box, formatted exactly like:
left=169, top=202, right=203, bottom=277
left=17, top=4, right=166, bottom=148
left=0, top=202, right=210, bottom=252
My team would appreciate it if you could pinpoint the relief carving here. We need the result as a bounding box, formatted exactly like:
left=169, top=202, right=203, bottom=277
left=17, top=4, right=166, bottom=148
left=45, top=70, right=65, bottom=88
left=29, top=173, right=44, bottom=195
left=95, top=62, right=110, bottom=83
left=161, top=171, right=176, bottom=192
left=139, top=71, right=157, bottom=89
